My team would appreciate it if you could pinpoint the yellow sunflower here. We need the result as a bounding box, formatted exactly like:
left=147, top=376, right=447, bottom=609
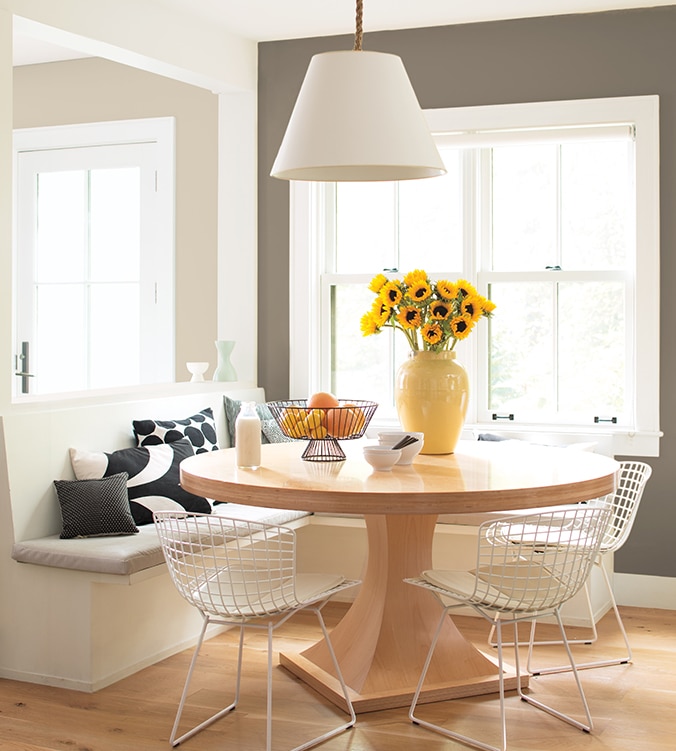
left=408, top=281, right=432, bottom=303
left=368, top=273, right=389, bottom=294
left=450, top=314, right=474, bottom=339
left=371, top=299, right=391, bottom=326
left=380, top=281, right=403, bottom=307
left=360, top=312, right=380, bottom=336
left=479, top=296, right=497, bottom=314
left=421, top=322, right=444, bottom=345
left=396, top=306, right=422, bottom=329
left=456, top=279, right=478, bottom=298
left=436, top=280, right=458, bottom=301
left=430, top=301, right=451, bottom=320
left=461, top=295, right=484, bottom=322
left=403, top=269, right=428, bottom=287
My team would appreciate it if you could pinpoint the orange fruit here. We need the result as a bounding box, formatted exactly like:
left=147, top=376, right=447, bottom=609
left=307, top=391, right=340, bottom=409
left=326, top=406, right=365, bottom=438
left=349, top=407, right=366, bottom=434
left=325, top=408, right=348, bottom=438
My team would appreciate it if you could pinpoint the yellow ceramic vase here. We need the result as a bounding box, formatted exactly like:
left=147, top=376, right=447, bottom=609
left=394, top=350, right=469, bottom=454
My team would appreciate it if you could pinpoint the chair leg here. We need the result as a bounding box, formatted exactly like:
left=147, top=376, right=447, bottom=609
left=528, top=565, right=632, bottom=676
left=489, top=581, right=598, bottom=651
left=170, top=618, right=243, bottom=747
left=288, top=606, right=356, bottom=751
left=409, top=610, right=508, bottom=751
left=519, top=610, right=594, bottom=733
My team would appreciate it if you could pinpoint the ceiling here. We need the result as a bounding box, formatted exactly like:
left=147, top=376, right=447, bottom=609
left=153, top=0, right=676, bottom=41
left=13, top=0, right=676, bottom=65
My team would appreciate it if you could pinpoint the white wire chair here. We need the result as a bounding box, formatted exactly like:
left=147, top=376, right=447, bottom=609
left=405, top=504, right=613, bottom=751
left=487, top=461, right=653, bottom=673
left=154, top=511, right=359, bottom=750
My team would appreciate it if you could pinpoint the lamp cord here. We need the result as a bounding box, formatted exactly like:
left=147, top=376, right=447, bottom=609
left=353, top=0, right=363, bottom=51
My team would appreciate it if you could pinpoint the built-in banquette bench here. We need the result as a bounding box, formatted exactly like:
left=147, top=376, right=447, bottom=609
left=0, top=382, right=314, bottom=692
left=0, top=383, right=613, bottom=693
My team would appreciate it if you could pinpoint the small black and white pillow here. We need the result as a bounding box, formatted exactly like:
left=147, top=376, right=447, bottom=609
left=69, top=438, right=211, bottom=526
left=132, top=407, right=219, bottom=454
left=54, top=472, right=139, bottom=539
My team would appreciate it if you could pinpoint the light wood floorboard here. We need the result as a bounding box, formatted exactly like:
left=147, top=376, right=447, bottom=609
left=0, top=606, right=674, bottom=750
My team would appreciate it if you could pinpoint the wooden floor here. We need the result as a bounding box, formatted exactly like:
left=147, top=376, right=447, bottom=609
left=0, top=606, right=674, bottom=751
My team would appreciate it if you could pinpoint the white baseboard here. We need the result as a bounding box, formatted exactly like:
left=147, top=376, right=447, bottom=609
left=615, top=573, right=676, bottom=610
left=0, top=623, right=227, bottom=693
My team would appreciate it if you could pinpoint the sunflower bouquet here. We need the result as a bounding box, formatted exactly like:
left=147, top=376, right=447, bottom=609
left=360, top=270, right=495, bottom=352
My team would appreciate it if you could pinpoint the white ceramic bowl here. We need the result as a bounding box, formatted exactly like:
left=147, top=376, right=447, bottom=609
left=363, top=445, right=402, bottom=471
left=377, top=431, right=424, bottom=465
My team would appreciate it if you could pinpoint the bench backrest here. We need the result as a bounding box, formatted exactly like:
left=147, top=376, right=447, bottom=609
left=0, top=383, right=265, bottom=541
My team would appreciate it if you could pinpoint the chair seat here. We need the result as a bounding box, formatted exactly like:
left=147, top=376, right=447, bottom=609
left=421, top=560, right=568, bottom=613
left=195, top=571, right=346, bottom=618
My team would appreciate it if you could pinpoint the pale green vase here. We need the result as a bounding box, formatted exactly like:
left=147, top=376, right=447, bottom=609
left=213, top=340, right=237, bottom=382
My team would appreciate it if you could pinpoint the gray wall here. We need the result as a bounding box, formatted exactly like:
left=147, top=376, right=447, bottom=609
left=258, top=6, right=676, bottom=579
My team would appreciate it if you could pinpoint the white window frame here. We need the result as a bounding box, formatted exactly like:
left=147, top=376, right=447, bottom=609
left=290, top=96, right=661, bottom=457
left=12, top=117, right=175, bottom=398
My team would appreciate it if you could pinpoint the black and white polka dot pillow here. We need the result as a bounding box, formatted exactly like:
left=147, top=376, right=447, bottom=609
left=132, top=407, right=219, bottom=454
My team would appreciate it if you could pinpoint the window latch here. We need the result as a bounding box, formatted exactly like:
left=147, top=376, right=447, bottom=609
left=545, top=265, right=562, bottom=271
left=594, top=416, right=617, bottom=424
left=492, top=413, right=514, bottom=421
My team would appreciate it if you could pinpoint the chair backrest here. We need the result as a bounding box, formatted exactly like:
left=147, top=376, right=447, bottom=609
left=473, top=505, right=612, bottom=614
left=596, top=461, right=652, bottom=553
left=154, top=511, right=299, bottom=619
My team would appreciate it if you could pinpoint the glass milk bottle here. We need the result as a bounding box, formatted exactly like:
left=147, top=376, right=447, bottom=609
left=235, top=401, right=261, bottom=469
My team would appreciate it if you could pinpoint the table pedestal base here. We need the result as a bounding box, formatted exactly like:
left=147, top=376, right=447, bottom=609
left=280, top=650, right=526, bottom=714
left=281, top=514, right=528, bottom=714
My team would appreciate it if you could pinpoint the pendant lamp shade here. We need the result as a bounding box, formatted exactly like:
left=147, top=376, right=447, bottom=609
left=270, top=50, right=446, bottom=181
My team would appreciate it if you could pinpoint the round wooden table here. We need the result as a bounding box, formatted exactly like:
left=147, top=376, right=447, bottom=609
left=181, top=439, right=619, bottom=713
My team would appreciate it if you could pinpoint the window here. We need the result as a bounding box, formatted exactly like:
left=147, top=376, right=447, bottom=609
left=13, top=118, right=174, bottom=396
left=290, top=97, right=660, bottom=456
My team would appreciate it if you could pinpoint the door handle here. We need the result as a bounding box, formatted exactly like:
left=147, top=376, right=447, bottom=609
left=15, top=341, right=34, bottom=394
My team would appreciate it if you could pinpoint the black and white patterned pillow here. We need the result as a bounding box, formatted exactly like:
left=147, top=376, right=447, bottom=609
left=54, top=472, right=139, bottom=539
left=69, top=438, right=211, bottom=526
left=132, top=407, right=219, bottom=454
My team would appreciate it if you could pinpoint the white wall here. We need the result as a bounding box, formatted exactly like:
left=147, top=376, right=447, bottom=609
left=0, top=0, right=260, bottom=413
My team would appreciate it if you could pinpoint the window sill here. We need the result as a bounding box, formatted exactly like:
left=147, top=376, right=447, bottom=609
left=365, top=416, right=662, bottom=458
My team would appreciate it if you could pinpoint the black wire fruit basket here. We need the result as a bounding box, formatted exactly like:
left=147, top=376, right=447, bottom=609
left=267, top=399, right=378, bottom=461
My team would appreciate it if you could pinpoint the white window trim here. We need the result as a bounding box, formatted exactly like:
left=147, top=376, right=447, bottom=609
left=12, top=117, right=176, bottom=399
left=290, top=96, right=661, bottom=457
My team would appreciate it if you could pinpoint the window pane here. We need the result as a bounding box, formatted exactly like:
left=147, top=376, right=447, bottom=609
left=36, top=171, right=86, bottom=283
left=89, top=283, right=140, bottom=388
left=330, top=284, right=396, bottom=404
left=399, top=148, right=463, bottom=272
left=491, top=145, right=557, bottom=271
left=488, top=282, right=555, bottom=413
left=558, top=281, right=626, bottom=414
left=90, top=167, right=141, bottom=282
left=35, top=284, right=86, bottom=393
left=336, top=183, right=396, bottom=273
left=561, top=141, right=631, bottom=270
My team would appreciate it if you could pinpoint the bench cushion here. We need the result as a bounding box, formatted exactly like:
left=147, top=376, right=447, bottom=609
left=12, top=504, right=311, bottom=576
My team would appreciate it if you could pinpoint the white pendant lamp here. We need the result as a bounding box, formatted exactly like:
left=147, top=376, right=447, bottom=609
left=270, top=0, right=446, bottom=182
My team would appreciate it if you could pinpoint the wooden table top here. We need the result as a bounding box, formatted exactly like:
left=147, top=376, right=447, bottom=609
left=180, top=439, right=619, bottom=515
